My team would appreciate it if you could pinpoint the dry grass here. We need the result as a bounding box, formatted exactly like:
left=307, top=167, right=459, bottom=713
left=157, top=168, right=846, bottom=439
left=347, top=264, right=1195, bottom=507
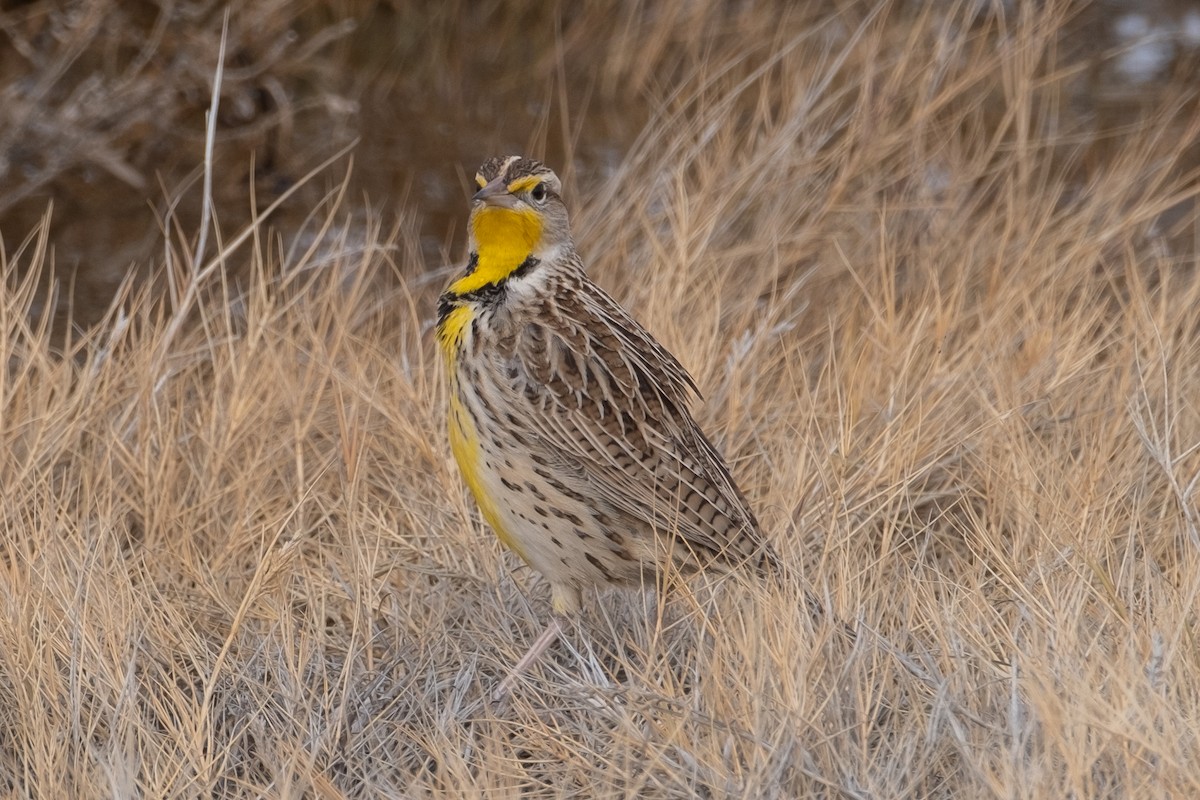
left=3, top=1, right=1200, bottom=797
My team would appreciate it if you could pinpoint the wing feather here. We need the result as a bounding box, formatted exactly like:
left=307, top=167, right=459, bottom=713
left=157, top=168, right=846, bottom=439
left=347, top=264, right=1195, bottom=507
left=498, top=274, right=773, bottom=573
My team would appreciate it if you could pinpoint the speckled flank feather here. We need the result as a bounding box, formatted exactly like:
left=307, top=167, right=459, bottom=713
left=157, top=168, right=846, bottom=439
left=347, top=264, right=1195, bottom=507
left=438, top=156, right=777, bottom=616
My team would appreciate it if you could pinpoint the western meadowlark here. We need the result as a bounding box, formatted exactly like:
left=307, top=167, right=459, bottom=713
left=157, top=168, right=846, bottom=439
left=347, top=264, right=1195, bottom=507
left=436, top=155, right=779, bottom=691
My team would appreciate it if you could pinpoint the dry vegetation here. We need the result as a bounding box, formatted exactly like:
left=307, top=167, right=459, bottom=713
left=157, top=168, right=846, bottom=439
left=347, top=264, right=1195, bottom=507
left=2, top=1, right=1200, bottom=797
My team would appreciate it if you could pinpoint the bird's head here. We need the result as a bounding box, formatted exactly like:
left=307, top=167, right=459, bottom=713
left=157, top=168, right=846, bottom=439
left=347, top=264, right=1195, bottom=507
left=474, top=154, right=570, bottom=252
left=444, top=156, right=574, bottom=300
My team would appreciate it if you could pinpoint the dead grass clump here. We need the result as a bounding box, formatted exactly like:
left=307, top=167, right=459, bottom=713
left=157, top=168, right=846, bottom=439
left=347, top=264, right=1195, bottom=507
left=0, top=0, right=356, bottom=327
left=0, top=1, right=357, bottom=214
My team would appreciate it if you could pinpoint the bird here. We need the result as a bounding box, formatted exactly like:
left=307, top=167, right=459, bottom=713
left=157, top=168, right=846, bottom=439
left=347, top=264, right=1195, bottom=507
left=435, top=155, right=780, bottom=695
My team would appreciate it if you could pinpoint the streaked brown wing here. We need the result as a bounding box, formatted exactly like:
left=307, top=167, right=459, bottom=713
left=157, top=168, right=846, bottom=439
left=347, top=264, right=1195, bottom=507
left=500, top=277, right=773, bottom=572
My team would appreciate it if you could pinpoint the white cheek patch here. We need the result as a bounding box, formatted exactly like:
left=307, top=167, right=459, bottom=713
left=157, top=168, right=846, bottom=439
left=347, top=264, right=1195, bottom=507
left=510, top=243, right=571, bottom=297
left=533, top=242, right=567, bottom=266
left=504, top=257, right=553, bottom=303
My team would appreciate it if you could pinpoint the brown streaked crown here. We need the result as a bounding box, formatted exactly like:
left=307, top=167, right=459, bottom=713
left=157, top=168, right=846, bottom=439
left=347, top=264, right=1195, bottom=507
left=477, top=156, right=554, bottom=185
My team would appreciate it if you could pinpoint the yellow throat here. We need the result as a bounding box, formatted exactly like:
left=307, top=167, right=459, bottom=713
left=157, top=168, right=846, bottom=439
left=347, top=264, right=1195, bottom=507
left=449, top=206, right=543, bottom=296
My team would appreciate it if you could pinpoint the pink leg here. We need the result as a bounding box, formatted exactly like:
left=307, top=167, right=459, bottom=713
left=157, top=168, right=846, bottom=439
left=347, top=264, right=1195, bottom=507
left=492, top=616, right=565, bottom=701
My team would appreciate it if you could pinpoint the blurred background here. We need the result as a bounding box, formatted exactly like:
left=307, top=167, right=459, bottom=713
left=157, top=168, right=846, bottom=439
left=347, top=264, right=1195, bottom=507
left=2, top=0, right=1199, bottom=328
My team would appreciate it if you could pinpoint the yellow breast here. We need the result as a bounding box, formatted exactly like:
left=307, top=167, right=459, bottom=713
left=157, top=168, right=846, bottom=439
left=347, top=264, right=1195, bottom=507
left=436, top=304, right=472, bottom=365
left=449, top=207, right=543, bottom=295
left=440, top=306, right=528, bottom=561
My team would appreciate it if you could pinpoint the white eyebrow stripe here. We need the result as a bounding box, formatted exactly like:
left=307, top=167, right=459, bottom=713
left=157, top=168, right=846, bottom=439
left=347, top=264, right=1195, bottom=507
left=500, top=155, right=522, bottom=177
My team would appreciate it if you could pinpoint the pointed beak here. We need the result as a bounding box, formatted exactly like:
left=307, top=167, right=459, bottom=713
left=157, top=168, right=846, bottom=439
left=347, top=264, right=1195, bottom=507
left=472, top=176, right=517, bottom=208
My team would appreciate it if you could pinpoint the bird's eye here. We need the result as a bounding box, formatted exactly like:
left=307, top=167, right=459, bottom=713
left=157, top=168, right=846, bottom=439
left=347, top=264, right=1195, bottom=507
left=530, top=183, right=547, bottom=203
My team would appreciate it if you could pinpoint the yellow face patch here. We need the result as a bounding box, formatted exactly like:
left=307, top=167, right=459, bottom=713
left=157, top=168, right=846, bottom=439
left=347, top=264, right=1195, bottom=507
left=450, top=206, right=543, bottom=295
left=506, top=175, right=542, bottom=195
